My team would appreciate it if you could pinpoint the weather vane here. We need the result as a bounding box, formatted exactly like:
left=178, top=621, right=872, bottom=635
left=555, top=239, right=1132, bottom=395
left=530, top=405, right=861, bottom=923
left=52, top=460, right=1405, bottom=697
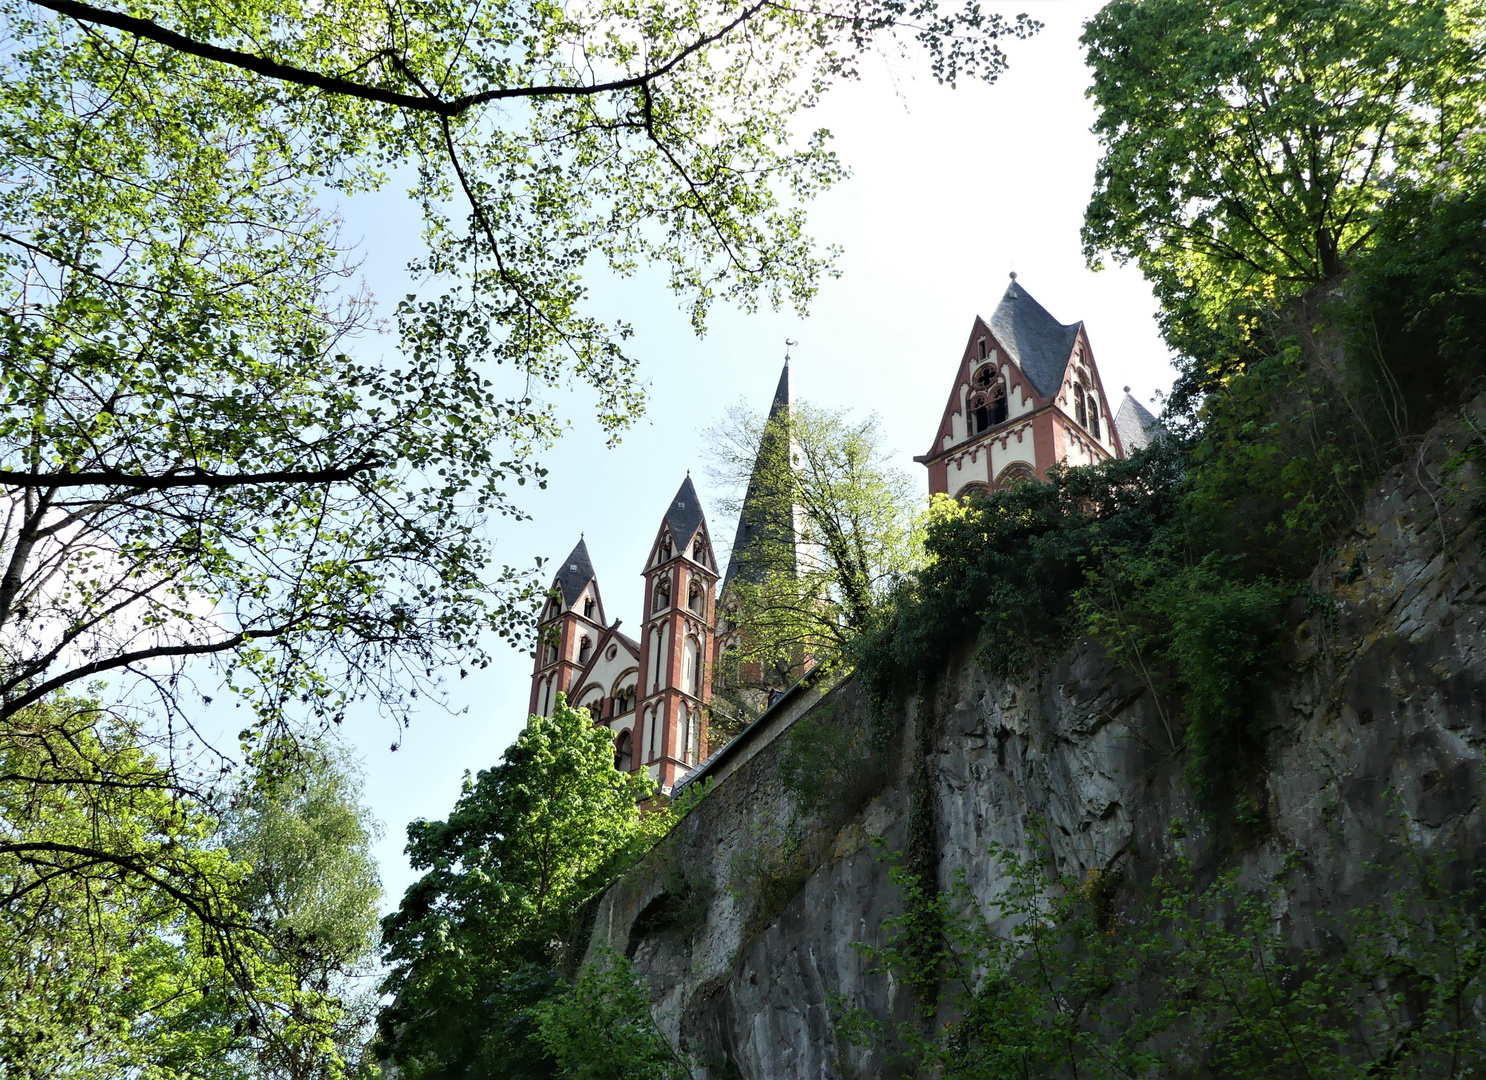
left=785, top=339, right=798, bottom=363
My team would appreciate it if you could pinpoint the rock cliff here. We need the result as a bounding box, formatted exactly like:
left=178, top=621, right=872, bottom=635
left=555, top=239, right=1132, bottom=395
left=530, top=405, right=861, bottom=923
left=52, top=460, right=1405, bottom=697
left=582, top=399, right=1486, bottom=1079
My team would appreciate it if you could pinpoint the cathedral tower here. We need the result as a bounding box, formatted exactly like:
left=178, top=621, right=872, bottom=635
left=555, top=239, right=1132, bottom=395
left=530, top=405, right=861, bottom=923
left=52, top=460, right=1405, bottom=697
left=634, top=476, right=718, bottom=792
left=528, top=537, right=608, bottom=717
left=915, top=275, right=1128, bottom=497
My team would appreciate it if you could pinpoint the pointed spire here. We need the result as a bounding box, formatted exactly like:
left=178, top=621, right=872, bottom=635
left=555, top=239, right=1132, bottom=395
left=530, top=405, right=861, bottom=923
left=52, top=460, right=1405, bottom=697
left=724, top=362, right=798, bottom=590
left=767, top=359, right=792, bottom=424
left=552, top=536, right=596, bottom=607
left=664, top=475, right=707, bottom=550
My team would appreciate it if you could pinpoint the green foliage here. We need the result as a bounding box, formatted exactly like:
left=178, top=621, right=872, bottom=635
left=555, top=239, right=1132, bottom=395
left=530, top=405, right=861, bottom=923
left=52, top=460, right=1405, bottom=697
left=1082, top=0, right=1486, bottom=371
left=845, top=832, right=1486, bottom=1078
left=218, top=740, right=386, bottom=1079
left=376, top=695, right=670, bottom=1079
left=854, top=442, right=1187, bottom=703
left=0, top=697, right=381, bottom=1079
left=533, top=948, right=692, bottom=1080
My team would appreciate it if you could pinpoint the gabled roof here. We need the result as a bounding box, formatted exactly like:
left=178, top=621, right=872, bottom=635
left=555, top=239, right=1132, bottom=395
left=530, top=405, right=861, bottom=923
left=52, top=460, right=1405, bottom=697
left=724, top=362, right=798, bottom=591
left=987, top=277, right=1084, bottom=398
left=664, top=475, right=707, bottom=549
left=1114, top=391, right=1163, bottom=454
left=552, top=537, right=597, bottom=607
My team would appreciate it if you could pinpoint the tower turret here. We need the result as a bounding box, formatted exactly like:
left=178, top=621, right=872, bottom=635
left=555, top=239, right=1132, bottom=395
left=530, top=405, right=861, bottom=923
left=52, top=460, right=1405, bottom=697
left=528, top=537, right=607, bottom=717
left=634, top=477, right=718, bottom=791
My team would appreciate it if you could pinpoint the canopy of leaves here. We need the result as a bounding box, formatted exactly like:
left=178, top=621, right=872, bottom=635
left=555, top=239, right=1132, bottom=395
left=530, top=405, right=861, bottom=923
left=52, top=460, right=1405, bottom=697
left=377, top=695, right=669, bottom=1079
left=0, top=0, right=1039, bottom=764
left=1081, top=0, right=1486, bottom=386
left=0, top=697, right=383, bottom=1079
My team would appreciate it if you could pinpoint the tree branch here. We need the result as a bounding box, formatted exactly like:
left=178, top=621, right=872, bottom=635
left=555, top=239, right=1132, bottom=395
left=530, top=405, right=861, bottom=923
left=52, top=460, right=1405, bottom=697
left=35, top=0, right=757, bottom=116
left=0, top=460, right=382, bottom=490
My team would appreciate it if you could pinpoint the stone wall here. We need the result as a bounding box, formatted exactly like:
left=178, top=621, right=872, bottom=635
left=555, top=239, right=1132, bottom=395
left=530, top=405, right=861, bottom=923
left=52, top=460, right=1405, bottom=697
left=581, top=399, right=1486, bottom=1079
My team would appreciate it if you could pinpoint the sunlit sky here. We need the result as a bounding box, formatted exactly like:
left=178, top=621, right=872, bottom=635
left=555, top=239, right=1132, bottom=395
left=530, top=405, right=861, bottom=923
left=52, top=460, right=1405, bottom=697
left=328, top=0, right=1176, bottom=909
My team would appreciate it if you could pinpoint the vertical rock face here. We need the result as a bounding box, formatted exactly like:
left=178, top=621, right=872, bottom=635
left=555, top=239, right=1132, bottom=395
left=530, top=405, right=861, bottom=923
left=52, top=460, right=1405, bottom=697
left=582, top=401, right=1485, bottom=1079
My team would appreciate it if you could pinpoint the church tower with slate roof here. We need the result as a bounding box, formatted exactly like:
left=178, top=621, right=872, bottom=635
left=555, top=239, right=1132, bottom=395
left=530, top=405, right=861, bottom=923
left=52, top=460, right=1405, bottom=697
left=528, top=537, right=609, bottom=718
left=531, top=477, right=719, bottom=794
left=916, top=275, right=1133, bottom=496
left=633, top=476, right=719, bottom=792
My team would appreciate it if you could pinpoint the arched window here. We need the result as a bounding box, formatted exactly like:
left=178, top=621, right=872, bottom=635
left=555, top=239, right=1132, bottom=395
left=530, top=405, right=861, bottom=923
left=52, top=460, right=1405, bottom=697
left=583, top=597, right=595, bottom=618
left=615, top=729, right=633, bottom=773
left=1087, top=397, right=1102, bottom=440
left=614, top=683, right=636, bottom=715
left=1074, top=383, right=1088, bottom=427
left=955, top=481, right=990, bottom=502
left=541, top=677, right=553, bottom=717
left=542, top=642, right=558, bottom=666
left=679, top=707, right=692, bottom=765
left=688, top=579, right=705, bottom=614
left=995, top=461, right=1037, bottom=490
left=658, top=537, right=673, bottom=563
left=991, top=383, right=1008, bottom=426
left=653, top=576, right=671, bottom=613
left=645, top=707, right=659, bottom=761
left=691, top=541, right=707, bottom=567
left=578, top=635, right=592, bottom=663
left=687, top=707, right=701, bottom=763
left=650, top=627, right=665, bottom=692
left=683, top=636, right=701, bottom=695
left=977, top=337, right=987, bottom=360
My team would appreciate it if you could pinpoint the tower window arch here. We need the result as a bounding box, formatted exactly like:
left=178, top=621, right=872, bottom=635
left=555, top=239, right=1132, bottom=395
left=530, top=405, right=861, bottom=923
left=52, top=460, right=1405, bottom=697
left=658, top=536, right=673, bottom=563
left=1073, top=382, right=1088, bottom=427
left=615, top=729, right=633, bottom=773
left=583, top=597, right=595, bottom=618
left=645, top=706, right=660, bottom=761
left=653, top=576, right=671, bottom=613
left=578, top=635, right=592, bottom=663
left=688, top=579, right=705, bottom=614
left=683, top=636, right=702, bottom=695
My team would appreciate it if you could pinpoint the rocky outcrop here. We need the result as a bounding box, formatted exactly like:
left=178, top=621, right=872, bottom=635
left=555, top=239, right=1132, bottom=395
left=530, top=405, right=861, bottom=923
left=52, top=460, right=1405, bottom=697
left=582, top=400, right=1486, bottom=1079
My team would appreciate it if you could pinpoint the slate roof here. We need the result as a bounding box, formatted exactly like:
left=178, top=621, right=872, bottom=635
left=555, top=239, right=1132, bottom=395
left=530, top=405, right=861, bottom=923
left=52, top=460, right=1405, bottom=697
left=665, top=475, right=707, bottom=549
left=987, top=278, right=1084, bottom=399
left=552, top=537, right=597, bottom=607
left=1114, top=392, right=1163, bottom=454
left=724, top=362, right=798, bottom=591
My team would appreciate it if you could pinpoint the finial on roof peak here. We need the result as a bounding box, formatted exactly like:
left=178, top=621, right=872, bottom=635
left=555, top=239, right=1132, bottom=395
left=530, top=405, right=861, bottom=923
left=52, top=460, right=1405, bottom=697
left=1009, top=271, right=1017, bottom=280
left=1123, top=385, right=1131, bottom=393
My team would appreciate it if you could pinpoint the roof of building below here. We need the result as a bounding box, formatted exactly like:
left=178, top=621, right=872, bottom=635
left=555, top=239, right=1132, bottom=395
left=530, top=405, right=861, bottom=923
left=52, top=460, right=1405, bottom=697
left=1114, top=392, right=1163, bottom=454
left=553, top=537, right=597, bottom=607
left=987, top=277, right=1084, bottom=399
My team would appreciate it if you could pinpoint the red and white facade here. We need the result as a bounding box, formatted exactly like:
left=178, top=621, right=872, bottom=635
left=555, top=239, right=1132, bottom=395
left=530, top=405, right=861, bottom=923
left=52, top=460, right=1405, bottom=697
left=529, top=478, right=718, bottom=794
left=915, top=275, right=1129, bottom=496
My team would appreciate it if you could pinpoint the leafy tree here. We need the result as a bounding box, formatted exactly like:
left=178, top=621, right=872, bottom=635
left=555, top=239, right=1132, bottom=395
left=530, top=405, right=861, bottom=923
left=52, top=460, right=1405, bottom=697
left=707, top=401, right=923, bottom=705
left=0, top=0, right=1040, bottom=763
left=215, top=740, right=385, bottom=1080
left=1081, top=0, right=1486, bottom=372
left=0, top=695, right=341, bottom=1078
left=377, top=694, right=668, bottom=1079
left=533, top=948, right=692, bottom=1080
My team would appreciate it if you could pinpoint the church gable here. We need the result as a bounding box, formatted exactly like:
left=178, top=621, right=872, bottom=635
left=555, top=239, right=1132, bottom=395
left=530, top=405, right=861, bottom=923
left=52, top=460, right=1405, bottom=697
left=922, top=314, right=1045, bottom=460
left=1050, top=327, right=1121, bottom=460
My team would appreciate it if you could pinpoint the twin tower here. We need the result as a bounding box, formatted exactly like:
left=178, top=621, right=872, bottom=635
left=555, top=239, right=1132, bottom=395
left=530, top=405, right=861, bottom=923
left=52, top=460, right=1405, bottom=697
left=526, top=472, right=723, bottom=794
left=527, top=278, right=1161, bottom=794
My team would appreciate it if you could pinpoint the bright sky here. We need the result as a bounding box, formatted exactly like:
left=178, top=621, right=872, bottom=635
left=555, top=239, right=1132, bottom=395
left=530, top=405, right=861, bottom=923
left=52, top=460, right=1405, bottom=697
left=335, top=0, right=1176, bottom=910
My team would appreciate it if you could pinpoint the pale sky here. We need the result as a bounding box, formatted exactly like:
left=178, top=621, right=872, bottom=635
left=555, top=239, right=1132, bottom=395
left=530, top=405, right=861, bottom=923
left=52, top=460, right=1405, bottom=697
left=333, top=0, right=1176, bottom=909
